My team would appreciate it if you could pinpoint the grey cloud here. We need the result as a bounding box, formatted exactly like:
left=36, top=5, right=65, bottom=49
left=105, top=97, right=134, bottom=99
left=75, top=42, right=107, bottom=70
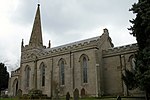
left=0, top=0, right=137, bottom=72
left=10, top=0, right=37, bottom=25
left=41, top=0, right=135, bottom=34
left=10, top=0, right=136, bottom=36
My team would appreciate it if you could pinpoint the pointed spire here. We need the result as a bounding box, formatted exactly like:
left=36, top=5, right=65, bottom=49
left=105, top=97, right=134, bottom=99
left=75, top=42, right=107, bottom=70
left=29, top=4, right=43, bottom=48
left=48, top=40, right=51, bottom=48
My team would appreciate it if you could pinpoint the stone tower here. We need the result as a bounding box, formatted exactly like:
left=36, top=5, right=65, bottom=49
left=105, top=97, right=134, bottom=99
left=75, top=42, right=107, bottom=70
left=20, top=4, right=45, bottom=93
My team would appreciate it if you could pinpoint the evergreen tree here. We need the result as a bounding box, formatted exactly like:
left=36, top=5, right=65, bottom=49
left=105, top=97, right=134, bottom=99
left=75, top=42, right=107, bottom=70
left=127, top=0, right=150, bottom=99
left=129, top=0, right=150, bottom=50
left=0, top=63, right=9, bottom=95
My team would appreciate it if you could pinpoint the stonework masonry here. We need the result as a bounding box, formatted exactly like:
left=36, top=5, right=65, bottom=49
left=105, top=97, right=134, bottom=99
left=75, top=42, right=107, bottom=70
left=8, top=5, right=143, bottom=97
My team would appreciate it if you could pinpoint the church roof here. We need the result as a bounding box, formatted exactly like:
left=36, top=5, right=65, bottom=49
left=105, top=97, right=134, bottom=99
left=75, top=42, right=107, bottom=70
left=45, top=29, right=111, bottom=52
left=45, top=36, right=100, bottom=52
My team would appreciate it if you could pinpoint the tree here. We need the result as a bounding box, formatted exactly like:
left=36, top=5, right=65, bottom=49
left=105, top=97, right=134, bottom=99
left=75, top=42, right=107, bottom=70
left=126, top=0, right=150, bottom=99
left=122, top=69, right=137, bottom=91
left=135, top=48, right=150, bottom=100
left=0, top=63, right=9, bottom=96
left=129, top=0, right=150, bottom=50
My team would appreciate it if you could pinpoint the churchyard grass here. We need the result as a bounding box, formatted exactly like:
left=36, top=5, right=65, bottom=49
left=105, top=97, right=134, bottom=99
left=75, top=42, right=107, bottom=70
left=0, top=98, right=17, bottom=100
left=0, top=98, right=115, bottom=100
left=0, top=98, right=118, bottom=100
left=0, top=97, right=144, bottom=100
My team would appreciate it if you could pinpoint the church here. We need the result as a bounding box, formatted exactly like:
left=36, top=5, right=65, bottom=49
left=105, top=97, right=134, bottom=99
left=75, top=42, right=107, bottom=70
left=8, top=4, right=140, bottom=97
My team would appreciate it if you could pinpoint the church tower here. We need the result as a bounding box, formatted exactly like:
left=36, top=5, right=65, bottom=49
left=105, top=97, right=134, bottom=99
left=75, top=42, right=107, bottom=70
left=19, top=4, right=45, bottom=94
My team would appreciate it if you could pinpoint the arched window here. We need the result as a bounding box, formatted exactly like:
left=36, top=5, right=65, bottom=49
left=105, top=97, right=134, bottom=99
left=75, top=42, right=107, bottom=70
left=79, top=54, right=89, bottom=84
left=131, top=57, right=136, bottom=70
left=60, top=61, right=65, bottom=85
left=83, top=57, right=88, bottom=83
left=58, top=58, right=66, bottom=85
left=25, top=66, right=30, bottom=87
left=40, top=62, right=45, bottom=86
left=12, top=78, right=18, bottom=96
left=128, top=55, right=136, bottom=71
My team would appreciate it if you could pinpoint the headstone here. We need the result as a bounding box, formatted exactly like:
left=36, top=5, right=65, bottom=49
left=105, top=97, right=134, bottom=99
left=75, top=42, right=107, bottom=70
left=54, top=88, right=59, bottom=100
left=73, top=88, right=79, bottom=100
left=117, top=95, right=121, bottom=100
left=66, top=92, right=70, bottom=100
left=81, top=88, right=85, bottom=98
left=17, top=89, right=22, bottom=97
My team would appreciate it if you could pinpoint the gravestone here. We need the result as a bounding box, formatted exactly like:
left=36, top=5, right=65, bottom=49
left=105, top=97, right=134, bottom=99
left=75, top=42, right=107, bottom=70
left=117, top=95, right=121, bottom=100
left=66, top=92, right=70, bottom=100
left=73, top=88, right=79, bottom=100
left=81, top=88, right=85, bottom=98
left=54, top=88, right=59, bottom=100
left=17, top=89, right=22, bottom=97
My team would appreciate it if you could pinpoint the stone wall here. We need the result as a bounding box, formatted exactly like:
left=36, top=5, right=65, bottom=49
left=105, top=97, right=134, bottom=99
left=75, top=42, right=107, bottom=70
left=102, top=43, right=141, bottom=96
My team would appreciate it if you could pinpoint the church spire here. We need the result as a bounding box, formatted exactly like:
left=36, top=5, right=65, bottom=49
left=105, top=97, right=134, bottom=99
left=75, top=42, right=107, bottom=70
left=29, top=4, right=43, bottom=48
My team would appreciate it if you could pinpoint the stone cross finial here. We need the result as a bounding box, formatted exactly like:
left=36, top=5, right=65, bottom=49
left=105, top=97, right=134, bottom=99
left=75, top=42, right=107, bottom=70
left=21, top=39, right=24, bottom=47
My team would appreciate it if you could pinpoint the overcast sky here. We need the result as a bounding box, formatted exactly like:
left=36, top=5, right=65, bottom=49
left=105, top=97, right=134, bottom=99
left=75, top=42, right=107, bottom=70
left=0, top=0, right=137, bottom=72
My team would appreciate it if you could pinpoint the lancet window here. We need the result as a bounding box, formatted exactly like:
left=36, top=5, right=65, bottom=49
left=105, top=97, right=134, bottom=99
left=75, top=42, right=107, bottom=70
left=40, top=62, right=46, bottom=86
left=59, top=59, right=66, bottom=85
left=82, top=57, right=88, bottom=83
left=79, top=54, right=89, bottom=83
left=25, top=65, right=30, bottom=87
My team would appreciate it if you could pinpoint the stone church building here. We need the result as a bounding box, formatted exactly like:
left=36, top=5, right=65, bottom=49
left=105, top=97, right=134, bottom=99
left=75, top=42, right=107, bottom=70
left=8, top=4, right=140, bottom=97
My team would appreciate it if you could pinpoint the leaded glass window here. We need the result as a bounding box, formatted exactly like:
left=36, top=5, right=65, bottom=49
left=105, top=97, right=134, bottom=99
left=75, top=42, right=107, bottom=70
left=83, top=57, right=88, bottom=83
left=60, top=61, right=65, bottom=85
left=40, top=63, right=45, bottom=86
left=25, top=66, right=30, bottom=87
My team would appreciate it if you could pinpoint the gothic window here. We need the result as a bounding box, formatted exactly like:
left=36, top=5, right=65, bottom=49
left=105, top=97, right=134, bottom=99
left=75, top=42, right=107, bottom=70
left=25, top=66, right=30, bottom=87
left=83, top=57, right=88, bottom=83
left=40, top=62, right=45, bottom=86
left=12, top=78, right=18, bottom=96
left=79, top=54, right=89, bottom=84
left=129, top=55, right=136, bottom=71
left=131, top=57, right=136, bottom=70
left=60, top=61, right=65, bottom=85
left=59, top=59, right=66, bottom=85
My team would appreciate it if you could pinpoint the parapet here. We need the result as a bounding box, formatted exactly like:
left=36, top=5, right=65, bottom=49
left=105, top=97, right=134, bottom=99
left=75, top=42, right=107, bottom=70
left=21, top=36, right=100, bottom=63
left=11, top=68, right=20, bottom=77
left=102, top=43, right=138, bottom=57
left=21, top=29, right=112, bottom=63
